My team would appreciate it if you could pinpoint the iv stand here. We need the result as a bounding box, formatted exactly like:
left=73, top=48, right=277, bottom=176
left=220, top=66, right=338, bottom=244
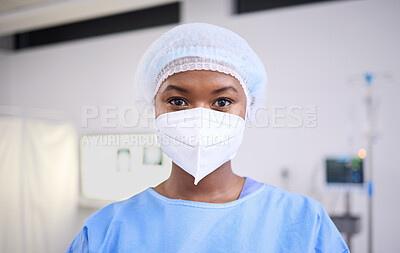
left=365, top=73, right=375, bottom=253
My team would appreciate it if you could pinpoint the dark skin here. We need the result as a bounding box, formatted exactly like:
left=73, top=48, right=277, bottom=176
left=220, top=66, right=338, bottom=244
left=152, top=70, right=248, bottom=203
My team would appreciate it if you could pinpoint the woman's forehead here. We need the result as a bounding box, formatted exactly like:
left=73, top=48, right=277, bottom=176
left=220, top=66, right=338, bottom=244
left=160, top=70, right=244, bottom=93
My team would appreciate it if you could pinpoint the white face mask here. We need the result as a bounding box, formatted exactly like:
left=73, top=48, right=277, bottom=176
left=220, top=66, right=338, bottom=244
left=155, top=107, right=245, bottom=185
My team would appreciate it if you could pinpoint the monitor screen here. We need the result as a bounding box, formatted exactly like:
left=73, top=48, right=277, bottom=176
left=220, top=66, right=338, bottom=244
left=326, top=157, right=364, bottom=184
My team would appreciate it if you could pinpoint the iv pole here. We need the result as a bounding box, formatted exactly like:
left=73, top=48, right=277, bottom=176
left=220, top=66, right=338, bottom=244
left=365, top=72, right=375, bottom=253
left=348, top=70, right=390, bottom=252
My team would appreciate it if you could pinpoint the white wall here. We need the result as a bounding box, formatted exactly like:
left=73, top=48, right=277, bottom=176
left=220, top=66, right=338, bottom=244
left=1, top=0, right=399, bottom=252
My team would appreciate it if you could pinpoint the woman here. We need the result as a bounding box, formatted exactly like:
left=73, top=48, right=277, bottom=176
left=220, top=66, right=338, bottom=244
left=67, top=23, right=349, bottom=252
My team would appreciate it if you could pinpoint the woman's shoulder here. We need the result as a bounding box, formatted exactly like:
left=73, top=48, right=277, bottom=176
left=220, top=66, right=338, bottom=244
left=84, top=188, right=150, bottom=228
left=67, top=190, right=152, bottom=252
left=258, top=183, right=348, bottom=252
left=259, top=182, right=326, bottom=222
left=255, top=181, right=321, bottom=207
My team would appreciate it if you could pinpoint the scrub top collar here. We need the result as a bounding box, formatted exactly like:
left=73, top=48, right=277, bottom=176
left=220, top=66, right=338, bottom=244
left=146, top=183, right=267, bottom=209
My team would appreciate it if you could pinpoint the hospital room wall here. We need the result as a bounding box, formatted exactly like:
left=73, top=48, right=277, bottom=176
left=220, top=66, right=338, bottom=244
left=0, top=0, right=399, bottom=252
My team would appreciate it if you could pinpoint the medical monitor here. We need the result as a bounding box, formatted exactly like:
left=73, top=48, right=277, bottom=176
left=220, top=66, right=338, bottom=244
left=326, top=157, right=364, bottom=185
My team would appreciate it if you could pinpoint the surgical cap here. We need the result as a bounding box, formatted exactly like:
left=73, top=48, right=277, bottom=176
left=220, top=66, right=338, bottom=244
left=134, top=23, right=268, bottom=123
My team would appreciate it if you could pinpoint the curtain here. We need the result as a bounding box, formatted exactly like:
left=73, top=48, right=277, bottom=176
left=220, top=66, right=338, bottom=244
left=0, top=116, right=78, bottom=253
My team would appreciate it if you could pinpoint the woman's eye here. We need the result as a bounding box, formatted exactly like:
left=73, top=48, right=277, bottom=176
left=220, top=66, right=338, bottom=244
left=168, top=98, right=188, bottom=107
left=213, top=98, right=232, bottom=108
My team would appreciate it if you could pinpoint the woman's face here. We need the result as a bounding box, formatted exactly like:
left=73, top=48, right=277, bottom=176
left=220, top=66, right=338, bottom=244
left=154, top=70, right=247, bottom=119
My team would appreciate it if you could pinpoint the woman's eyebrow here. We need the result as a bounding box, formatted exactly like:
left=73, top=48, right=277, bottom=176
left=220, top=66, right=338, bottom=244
left=162, top=85, right=188, bottom=93
left=211, top=86, right=238, bottom=94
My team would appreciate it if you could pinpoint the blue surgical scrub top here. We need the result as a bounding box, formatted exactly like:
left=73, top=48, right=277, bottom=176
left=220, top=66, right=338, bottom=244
left=67, top=178, right=349, bottom=253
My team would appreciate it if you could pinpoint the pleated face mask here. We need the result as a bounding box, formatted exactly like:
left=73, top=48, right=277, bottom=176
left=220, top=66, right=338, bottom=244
left=155, top=107, right=245, bottom=185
